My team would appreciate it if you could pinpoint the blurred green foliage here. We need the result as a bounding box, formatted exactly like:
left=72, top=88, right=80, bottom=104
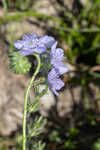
left=2, top=0, right=32, bottom=10
left=57, top=1, right=100, bottom=66
left=49, top=130, right=61, bottom=143
left=92, top=139, right=100, bottom=150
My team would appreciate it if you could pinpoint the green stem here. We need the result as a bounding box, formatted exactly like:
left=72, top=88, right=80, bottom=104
left=22, top=53, right=41, bottom=150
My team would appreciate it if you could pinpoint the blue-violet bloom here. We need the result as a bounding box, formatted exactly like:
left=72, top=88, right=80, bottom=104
left=50, top=42, right=69, bottom=75
left=14, top=33, right=55, bottom=56
left=47, top=67, right=65, bottom=96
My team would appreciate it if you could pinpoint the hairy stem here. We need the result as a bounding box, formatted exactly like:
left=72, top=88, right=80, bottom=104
left=22, top=53, right=41, bottom=150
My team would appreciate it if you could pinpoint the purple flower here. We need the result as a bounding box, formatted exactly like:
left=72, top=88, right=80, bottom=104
left=47, top=67, right=65, bottom=96
left=54, top=62, right=69, bottom=75
left=50, top=42, right=69, bottom=75
left=39, top=35, right=55, bottom=48
left=14, top=33, right=55, bottom=56
left=50, top=42, right=64, bottom=63
left=14, top=33, right=69, bottom=96
left=47, top=42, right=69, bottom=95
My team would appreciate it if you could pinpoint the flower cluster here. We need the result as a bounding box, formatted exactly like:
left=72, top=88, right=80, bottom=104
left=14, top=33, right=69, bottom=96
left=14, top=33, right=55, bottom=55
left=48, top=42, right=69, bottom=96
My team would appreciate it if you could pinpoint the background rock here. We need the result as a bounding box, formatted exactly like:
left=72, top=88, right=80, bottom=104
left=0, top=39, right=29, bottom=136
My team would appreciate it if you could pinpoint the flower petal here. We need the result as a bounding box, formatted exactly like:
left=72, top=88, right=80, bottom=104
left=21, top=50, right=34, bottom=56
left=22, top=34, right=30, bottom=40
left=51, top=41, right=57, bottom=50
left=51, top=42, right=64, bottom=64
left=48, top=75, right=65, bottom=96
left=34, top=47, right=46, bottom=54
left=48, top=67, right=59, bottom=80
left=54, top=62, right=69, bottom=75
left=14, top=40, right=25, bottom=49
left=30, top=33, right=41, bottom=39
left=47, top=67, right=65, bottom=96
left=39, top=35, right=55, bottom=48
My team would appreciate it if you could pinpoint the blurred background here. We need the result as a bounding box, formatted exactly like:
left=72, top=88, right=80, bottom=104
left=0, top=0, right=100, bottom=150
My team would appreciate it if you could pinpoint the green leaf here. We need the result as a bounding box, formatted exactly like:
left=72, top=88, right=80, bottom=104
left=92, top=138, right=100, bottom=150
left=29, top=116, right=46, bottom=137
left=33, top=141, right=45, bottom=150
left=9, top=50, right=31, bottom=74
left=28, top=101, right=40, bottom=113
left=90, top=72, right=100, bottom=78
left=35, top=85, right=48, bottom=100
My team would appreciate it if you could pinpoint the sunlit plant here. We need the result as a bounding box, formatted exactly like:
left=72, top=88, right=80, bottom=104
left=9, top=33, right=69, bottom=150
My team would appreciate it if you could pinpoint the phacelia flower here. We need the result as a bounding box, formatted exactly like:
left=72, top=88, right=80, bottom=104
left=14, top=32, right=69, bottom=96
left=47, top=67, right=65, bottom=96
left=14, top=33, right=55, bottom=56
left=50, top=42, right=69, bottom=75
left=47, top=42, right=69, bottom=95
